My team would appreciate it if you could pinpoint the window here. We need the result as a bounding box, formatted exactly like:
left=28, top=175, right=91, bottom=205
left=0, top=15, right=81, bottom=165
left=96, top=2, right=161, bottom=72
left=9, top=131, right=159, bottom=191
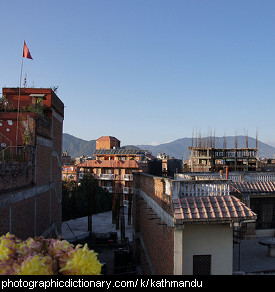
left=193, top=255, right=211, bottom=275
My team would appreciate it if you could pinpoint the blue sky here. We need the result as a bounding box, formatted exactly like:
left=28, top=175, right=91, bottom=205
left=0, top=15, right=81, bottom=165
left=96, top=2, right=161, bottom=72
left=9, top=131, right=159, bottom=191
left=1, top=0, right=275, bottom=146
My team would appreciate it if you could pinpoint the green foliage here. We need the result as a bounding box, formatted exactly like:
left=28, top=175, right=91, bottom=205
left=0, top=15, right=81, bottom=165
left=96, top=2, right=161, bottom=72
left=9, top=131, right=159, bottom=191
left=62, top=174, right=112, bottom=221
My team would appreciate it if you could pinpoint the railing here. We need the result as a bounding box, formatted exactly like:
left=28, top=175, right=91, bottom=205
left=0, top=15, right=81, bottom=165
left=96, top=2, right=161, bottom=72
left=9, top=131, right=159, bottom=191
left=180, top=180, right=230, bottom=197
left=123, top=174, right=133, bottom=181
left=123, top=187, right=129, bottom=194
left=0, top=145, right=36, bottom=165
left=99, top=173, right=115, bottom=180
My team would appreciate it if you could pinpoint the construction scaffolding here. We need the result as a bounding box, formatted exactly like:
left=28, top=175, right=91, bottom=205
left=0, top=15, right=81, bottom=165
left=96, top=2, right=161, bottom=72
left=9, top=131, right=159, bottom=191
left=189, top=147, right=258, bottom=172
left=188, top=134, right=258, bottom=172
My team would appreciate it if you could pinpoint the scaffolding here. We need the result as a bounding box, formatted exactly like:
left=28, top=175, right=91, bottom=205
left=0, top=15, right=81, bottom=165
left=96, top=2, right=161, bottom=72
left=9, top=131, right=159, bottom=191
left=189, top=147, right=258, bottom=172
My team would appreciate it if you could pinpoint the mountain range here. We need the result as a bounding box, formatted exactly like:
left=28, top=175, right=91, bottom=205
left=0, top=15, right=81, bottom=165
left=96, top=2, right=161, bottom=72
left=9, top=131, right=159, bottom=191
left=63, top=133, right=275, bottom=160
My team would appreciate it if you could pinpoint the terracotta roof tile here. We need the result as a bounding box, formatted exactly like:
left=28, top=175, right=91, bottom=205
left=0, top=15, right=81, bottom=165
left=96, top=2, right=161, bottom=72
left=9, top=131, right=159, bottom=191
left=78, top=159, right=140, bottom=169
left=173, top=195, right=256, bottom=224
left=230, top=181, right=275, bottom=194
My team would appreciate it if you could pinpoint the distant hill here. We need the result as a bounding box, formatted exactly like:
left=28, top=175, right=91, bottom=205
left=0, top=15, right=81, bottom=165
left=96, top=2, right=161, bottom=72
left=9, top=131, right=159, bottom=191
left=63, top=133, right=275, bottom=160
left=62, top=133, right=140, bottom=158
left=63, top=133, right=96, bottom=158
left=138, top=136, right=275, bottom=160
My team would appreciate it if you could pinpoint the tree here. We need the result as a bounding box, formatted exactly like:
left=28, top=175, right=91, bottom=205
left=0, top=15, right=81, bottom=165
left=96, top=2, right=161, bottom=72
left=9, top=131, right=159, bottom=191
left=79, top=174, right=97, bottom=232
left=62, top=175, right=112, bottom=227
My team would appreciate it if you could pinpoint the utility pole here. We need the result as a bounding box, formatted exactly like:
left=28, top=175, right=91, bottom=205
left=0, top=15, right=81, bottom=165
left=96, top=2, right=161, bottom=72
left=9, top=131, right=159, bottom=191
left=83, top=174, right=96, bottom=233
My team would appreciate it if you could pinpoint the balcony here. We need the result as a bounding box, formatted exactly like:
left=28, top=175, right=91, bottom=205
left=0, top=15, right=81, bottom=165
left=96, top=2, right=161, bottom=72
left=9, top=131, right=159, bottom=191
left=123, top=187, right=129, bottom=194
left=0, top=145, right=36, bottom=165
left=99, top=174, right=115, bottom=180
left=123, top=174, right=133, bottom=181
left=123, top=187, right=133, bottom=194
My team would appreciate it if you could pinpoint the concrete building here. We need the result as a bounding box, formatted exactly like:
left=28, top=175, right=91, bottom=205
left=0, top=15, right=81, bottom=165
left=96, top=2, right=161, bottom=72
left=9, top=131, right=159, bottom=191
left=0, top=87, right=64, bottom=239
left=230, top=181, right=275, bottom=237
left=176, top=171, right=275, bottom=237
left=78, top=136, right=149, bottom=198
left=62, top=165, right=79, bottom=182
left=189, top=147, right=258, bottom=172
left=133, top=173, right=256, bottom=275
left=157, top=153, right=183, bottom=177
left=62, top=151, right=72, bottom=165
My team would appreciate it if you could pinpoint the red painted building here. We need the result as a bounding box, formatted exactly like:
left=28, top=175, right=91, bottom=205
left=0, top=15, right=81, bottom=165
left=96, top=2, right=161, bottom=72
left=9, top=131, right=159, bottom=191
left=0, top=87, right=64, bottom=239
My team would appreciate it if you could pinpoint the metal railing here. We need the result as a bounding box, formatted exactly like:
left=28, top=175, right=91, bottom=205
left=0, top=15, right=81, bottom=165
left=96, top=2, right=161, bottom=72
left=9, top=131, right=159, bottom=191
left=99, top=173, right=115, bottom=180
left=0, top=145, right=35, bottom=165
left=123, top=174, right=133, bottom=181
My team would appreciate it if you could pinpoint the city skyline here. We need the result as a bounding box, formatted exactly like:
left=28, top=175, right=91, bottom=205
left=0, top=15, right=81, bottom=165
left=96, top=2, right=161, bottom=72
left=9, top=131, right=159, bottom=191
left=1, top=0, right=275, bottom=146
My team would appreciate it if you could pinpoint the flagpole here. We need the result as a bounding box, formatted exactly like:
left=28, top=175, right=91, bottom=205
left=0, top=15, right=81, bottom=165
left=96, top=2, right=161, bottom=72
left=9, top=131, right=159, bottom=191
left=16, top=44, right=24, bottom=153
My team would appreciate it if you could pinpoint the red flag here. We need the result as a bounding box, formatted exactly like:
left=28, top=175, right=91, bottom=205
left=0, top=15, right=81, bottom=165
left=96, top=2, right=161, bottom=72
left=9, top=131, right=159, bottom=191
left=23, top=41, right=33, bottom=59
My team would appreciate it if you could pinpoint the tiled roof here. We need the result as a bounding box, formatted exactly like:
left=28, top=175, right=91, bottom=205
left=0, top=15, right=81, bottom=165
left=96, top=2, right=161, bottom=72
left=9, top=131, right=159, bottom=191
left=173, top=195, right=256, bottom=224
left=230, top=181, right=275, bottom=194
left=94, top=148, right=144, bottom=155
left=78, top=159, right=140, bottom=169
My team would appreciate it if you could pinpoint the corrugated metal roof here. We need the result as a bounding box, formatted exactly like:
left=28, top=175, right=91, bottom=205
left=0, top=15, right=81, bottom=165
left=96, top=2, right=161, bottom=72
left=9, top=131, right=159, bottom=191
left=230, top=181, right=275, bottom=193
left=173, top=195, right=256, bottom=224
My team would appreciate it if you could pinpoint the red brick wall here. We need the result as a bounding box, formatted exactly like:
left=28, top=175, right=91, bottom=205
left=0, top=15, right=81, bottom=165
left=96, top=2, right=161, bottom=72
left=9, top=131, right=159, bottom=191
left=136, top=174, right=173, bottom=215
left=133, top=173, right=174, bottom=275
left=36, top=144, right=51, bottom=185
left=11, top=197, right=35, bottom=239
left=36, top=191, right=50, bottom=236
left=96, top=136, right=120, bottom=150
left=51, top=115, right=63, bottom=229
left=0, top=164, right=34, bottom=193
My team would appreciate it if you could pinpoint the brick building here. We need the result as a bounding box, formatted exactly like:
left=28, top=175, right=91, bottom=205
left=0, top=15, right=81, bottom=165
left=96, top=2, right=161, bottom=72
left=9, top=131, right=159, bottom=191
left=62, top=151, right=72, bottom=165
left=78, top=136, right=148, bottom=196
left=133, top=173, right=256, bottom=275
left=0, top=87, right=64, bottom=239
left=62, top=165, right=79, bottom=182
left=77, top=136, right=149, bottom=227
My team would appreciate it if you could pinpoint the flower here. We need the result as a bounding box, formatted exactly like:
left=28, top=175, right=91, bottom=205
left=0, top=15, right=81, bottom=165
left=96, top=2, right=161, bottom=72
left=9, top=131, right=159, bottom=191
left=0, top=259, right=15, bottom=275
left=0, top=233, right=102, bottom=275
left=59, top=244, right=102, bottom=275
left=48, top=238, right=73, bottom=256
left=15, top=255, right=54, bottom=275
left=0, top=233, right=16, bottom=261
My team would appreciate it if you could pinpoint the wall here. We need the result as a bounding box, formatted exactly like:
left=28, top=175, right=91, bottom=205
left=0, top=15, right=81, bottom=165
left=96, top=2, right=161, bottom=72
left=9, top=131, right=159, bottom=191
left=96, top=136, right=120, bottom=150
left=178, top=224, right=233, bottom=275
left=0, top=88, right=63, bottom=239
left=133, top=173, right=174, bottom=275
left=133, top=172, right=235, bottom=275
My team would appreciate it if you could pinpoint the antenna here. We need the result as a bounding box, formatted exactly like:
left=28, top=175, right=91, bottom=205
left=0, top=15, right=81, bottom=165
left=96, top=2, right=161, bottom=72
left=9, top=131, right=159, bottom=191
left=256, top=129, right=258, bottom=149
left=213, top=130, right=215, bottom=148
left=198, top=132, right=202, bottom=148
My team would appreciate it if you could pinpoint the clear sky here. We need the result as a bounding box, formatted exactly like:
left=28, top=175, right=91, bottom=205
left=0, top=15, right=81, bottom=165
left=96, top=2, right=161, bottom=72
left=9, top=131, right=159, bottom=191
left=1, top=0, right=275, bottom=146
